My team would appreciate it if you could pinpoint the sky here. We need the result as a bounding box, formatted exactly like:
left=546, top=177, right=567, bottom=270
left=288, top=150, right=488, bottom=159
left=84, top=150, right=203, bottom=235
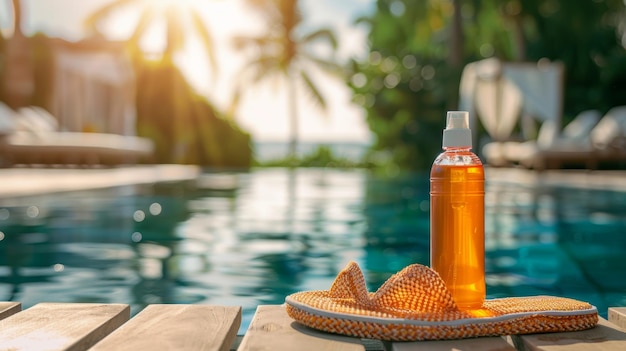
left=0, top=0, right=376, bottom=143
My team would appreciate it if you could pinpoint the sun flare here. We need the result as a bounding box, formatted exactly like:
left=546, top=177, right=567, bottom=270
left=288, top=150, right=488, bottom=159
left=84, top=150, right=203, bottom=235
left=139, top=0, right=206, bottom=11
left=91, top=0, right=219, bottom=58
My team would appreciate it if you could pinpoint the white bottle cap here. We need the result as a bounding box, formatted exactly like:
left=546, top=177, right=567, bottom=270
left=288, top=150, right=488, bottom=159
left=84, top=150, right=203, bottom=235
left=442, top=111, right=472, bottom=148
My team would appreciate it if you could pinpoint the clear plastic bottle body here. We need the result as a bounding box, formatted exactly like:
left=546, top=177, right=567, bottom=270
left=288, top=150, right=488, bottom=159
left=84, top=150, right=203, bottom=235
left=430, top=147, right=485, bottom=309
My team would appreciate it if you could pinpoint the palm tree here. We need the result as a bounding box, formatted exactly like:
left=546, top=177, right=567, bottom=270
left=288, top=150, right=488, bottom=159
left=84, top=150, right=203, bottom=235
left=2, top=0, right=34, bottom=108
left=85, top=0, right=220, bottom=163
left=232, top=0, right=342, bottom=160
left=84, top=0, right=217, bottom=69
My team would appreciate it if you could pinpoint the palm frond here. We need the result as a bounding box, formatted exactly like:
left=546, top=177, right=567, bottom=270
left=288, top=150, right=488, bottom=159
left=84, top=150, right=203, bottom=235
left=228, top=85, right=242, bottom=116
left=300, top=28, right=338, bottom=50
left=235, top=55, right=284, bottom=91
left=191, top=11, right=218, bottom=75
left=164, top=5, right=185, bottom=56
left=244, top=0, right=274, bottom=11
left=245, top=0, right=282, bottom=22
left=249, top=55, right=283, bottom=82
left=84, top=0, right=139, bottom=34
left=300, top=71, right=327, bottom=111
left=229, top=56, right=284, bottom=116
left=300, top=52, right=345, bottom=78
left=232, top=34, right=277, bottom=51
left=130, top=8, right=157, bottom=46
left=353, top=15, right=374, bottom=27
left=279, top=0, right=302, bottom=32
left=232, top=0, right=338, bottom=129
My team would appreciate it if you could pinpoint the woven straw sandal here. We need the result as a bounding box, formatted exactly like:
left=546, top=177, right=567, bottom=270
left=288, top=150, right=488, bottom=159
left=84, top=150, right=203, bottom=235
left=285, top=261, right=598, bottom=341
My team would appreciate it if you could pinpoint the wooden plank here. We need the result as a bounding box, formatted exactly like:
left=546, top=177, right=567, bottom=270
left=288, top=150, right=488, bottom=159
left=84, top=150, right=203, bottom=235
left=91, top=304, right=242, bottom=351
left=237, top=305, right=366, bottom=351
left=392, top=336, right=515, bottom=351
left=0, top=302, right=21, bottom=320
left=0, top=302, right=129, bottom=351
left=608, top=307, right=626, bottom=330
left=511, top=317, right=626, bottom=351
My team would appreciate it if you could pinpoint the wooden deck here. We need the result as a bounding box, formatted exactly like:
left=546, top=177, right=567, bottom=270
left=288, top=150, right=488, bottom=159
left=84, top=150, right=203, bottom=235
left=0, top=302, right=624, bottom=350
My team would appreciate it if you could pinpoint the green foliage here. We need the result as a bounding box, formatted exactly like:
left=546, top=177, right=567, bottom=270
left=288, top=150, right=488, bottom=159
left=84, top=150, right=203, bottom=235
left=258, top=145, right=371, bottom=168
left=135, top=58, right=252, bottom=168
left=350, top=0, right=626, bottom=170
left=350, top=0, right=467, bottom=170
left=83, top=0, right=252, bottom=168
left=350, top=55, right=454, bottom=170
left=520, top=0, right=626, bottom=115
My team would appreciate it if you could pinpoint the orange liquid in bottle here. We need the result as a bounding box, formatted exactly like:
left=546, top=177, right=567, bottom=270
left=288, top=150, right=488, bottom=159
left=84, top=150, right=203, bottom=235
left=430, top=151, right=485, bottom=309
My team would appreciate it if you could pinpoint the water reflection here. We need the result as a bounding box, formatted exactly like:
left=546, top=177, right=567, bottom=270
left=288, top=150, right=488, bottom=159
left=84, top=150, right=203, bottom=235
left=485, top=179, right=626, bottom=315
left=0, top=168, right=624, bottom=334
left=362, top=173, right=431, bottom=288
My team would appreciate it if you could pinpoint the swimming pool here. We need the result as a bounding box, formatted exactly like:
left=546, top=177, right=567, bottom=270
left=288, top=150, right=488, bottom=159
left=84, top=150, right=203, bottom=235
left=0, top=168, right=624, bottom=334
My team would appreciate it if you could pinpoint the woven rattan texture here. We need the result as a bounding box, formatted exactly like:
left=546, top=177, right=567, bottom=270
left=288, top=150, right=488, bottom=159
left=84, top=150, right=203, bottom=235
left=286, top=262, right=598, bottom=341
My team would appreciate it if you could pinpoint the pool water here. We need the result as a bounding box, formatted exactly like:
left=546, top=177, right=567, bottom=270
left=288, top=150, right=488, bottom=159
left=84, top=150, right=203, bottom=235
left=0, top=168, right=624, bottom=334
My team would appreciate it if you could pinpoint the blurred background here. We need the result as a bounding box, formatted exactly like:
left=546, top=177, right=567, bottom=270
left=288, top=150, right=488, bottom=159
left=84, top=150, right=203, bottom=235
left=1, top=0, right=624, bottom=169
left=1, top=0, right=626, bottom=336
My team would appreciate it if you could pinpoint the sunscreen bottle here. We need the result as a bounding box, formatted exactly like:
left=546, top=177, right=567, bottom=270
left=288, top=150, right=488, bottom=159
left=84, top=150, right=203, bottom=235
left=430, top=111, right=485, bottom=309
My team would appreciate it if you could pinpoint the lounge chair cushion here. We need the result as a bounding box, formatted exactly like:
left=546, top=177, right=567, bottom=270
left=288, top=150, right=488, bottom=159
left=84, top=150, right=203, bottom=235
left=591, top=106, right=626, bottom=150
left=0, top=103, right=17, bottom=136
left=482, top=109, right=603, bottom=168
left=536, top=110, right=600, bottom=150
left=562, top=110, right=601, bottom=140
left=17, top=106, right=59, bottom=134
left=536, top=119, right=558, bottom=149
left=0, top=105, right=154, bottom=165
left=5, top=131, right=153, bottom=164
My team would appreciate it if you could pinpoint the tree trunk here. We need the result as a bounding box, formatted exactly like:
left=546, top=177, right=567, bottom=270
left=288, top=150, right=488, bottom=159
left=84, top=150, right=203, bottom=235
left=4, top=0, right=34, bottom=109
left=11, top=0, right=23, bottom=37
left=448, top=0, right=464, bottom=68
left=446, top=0, right=464, bottom=110
left=511, top=15, right=526, bottom=61
left=286, top=67, right=298, bottom=162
